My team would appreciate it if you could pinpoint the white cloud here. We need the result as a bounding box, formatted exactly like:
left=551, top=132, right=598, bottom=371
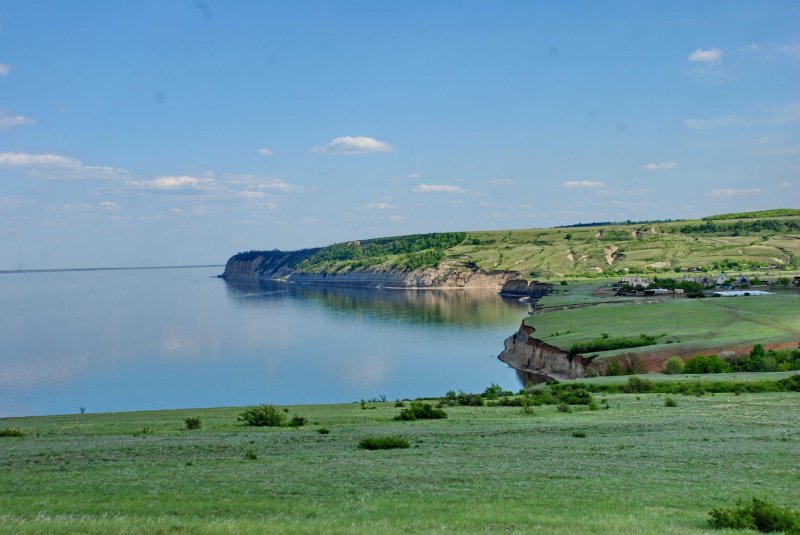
left=407, top=172, right=420, bottom=179
left=313, top=136, right=394, bottom=155
left=412, top=184, right=465, bottom=193
left=688, top=48, right=723, bottom=63
left=364, top=202, right=395, bottom=210
left=0, top=110, right=36, bottom=130
left=257, top=148, right=277, bottom=156
left=641, top=162, right=678, bottom=171
left=561, top=180, right=606, bottom=189
left=779, top=181, right=793, bottom=188
left=0, top=64, right=10, bottom=76
left=488, top=178, right=514, bottom=185
left=705, top=187, right=763, bottom=198
left=131, top=175, right=215, bottom=191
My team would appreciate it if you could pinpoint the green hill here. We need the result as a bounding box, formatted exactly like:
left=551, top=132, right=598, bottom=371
left=234, top=209, right=800, bottom=278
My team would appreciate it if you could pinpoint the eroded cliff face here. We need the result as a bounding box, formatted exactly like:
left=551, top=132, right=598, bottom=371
left=498, top=322, right=597, bottom=381
left=499, top=279, right=553, bottom=298
left=221, top=252, right=518, bottom=290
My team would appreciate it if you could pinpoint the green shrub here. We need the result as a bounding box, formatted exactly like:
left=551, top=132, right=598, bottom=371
left=244, top=449, right=258, bottom=460
left=317, top=427, right=330, bottom=434
left=0, top=427, right=25, bottom=438
left=709, top=498, right=800, bottom=533
left=663, top=356, right=685, bottom=375
left=623, top=377, right=653, bottom=393
left=684, top=354, right=732, bottom=374
left=359, top=436, right=410, bottom=450
left=557, top=404, right=571, bottom=413
left=394, top=400, right=405, bottom=408
left=396, top=402, right=447, bottom=421
left=289, top=415, right=307, bottom=427
left=184, top=417, right=202, bottom=430
left=572, top=431, right=587, bottom=438
left=238, top=404, right=286, bottom=427
left=664, top=396, right=677, bottom=407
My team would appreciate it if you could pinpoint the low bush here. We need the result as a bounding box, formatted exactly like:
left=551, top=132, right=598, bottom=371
left=440, top=390, right=484, bottom=407
left=238, top=404, right=286, bottom=427
left=0, top=427, right=25, bottom=438
left=184, top=417, right=202, bottom=430
left=557, top=404, right=571, bottom=413
left=243, top=449, right=258, bottom=460
left=709, top=498, right=800, bottom=533
left=572, top=430, right=587, bottom=438
left=569, top=333, right=659, bottom=356
left=396, top=402, right=447, bottom=421
left=359, top=436, right=410, bottom=450
left=663, top=356, right=685, bottom=375
left=394, top=401, right=405, bottom=408
left=664, top=396, right=677, bottom=407
left=317, top=427, right=330, bottom=434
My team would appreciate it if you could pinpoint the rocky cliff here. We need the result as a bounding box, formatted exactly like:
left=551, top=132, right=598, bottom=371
left=498, top=322, right=598, bottom=381
left=221, top=251, right=520, bottom=290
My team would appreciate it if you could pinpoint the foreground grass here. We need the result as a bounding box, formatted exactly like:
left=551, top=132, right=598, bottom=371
left=1, top=392, right=798, bottom=534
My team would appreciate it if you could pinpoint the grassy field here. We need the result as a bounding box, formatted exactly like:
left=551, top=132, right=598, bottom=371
left=525, top=292, right=800, bottom=359
left=1, top=388, right=799, bottom=534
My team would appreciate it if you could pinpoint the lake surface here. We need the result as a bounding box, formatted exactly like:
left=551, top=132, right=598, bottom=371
left=0, top=267, right=531, bottom=417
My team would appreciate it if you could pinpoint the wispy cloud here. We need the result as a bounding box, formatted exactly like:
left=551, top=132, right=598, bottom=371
left=561, top=180, right=605, bottom=189
left=488, top=178, right=514, bottom=185
left=0, top=151, right=130, bottom=180
left=641, top=162, right=678, bottom=171
left=0, top=64, right=10, bottom=76
left=257, top=148, right=277, bottom=156
left=0, top=110, right=35, bottom=130
left=0, top=152, right=80, bottom=168
left=705, top=187, right=762, bottom=198
left=224, top=174, right=308, bottom=192
left=776, top=44, right=800, bottom=58
left=313, top=136, right=394, bottom=155
left=412, top=184, right=464, bottom=193
left=688, top=48, right=723, bottom=63
left=364, top=202, right=396, bottom=210
left=685, top=102, right=800, bottom=129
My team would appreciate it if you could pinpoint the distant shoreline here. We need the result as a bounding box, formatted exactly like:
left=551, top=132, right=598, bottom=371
left=0, top=264, right=224, bottom=275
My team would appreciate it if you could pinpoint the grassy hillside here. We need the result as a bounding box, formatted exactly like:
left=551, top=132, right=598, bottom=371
left=2, top=388, right=799, bottom=534
left=234, top=209, right=800, bottom=278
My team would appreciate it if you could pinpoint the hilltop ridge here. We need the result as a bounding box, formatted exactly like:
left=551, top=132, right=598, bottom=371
left=222, top=209, right=800, bottom=282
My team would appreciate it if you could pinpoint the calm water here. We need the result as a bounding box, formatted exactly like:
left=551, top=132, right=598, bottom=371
left=0, top=267, right=531, bottom=417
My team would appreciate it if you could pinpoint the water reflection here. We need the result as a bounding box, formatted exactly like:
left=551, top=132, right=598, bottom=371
left=1, top=269, right=532, bottom=417
left=224, top=279, right=530, bottom=328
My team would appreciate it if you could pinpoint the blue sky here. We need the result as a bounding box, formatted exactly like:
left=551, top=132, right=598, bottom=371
left=1, top=1, right=798, bottom=269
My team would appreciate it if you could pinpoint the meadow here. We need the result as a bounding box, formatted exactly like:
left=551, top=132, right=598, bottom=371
left=1, top=385, right=799, bottom=534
